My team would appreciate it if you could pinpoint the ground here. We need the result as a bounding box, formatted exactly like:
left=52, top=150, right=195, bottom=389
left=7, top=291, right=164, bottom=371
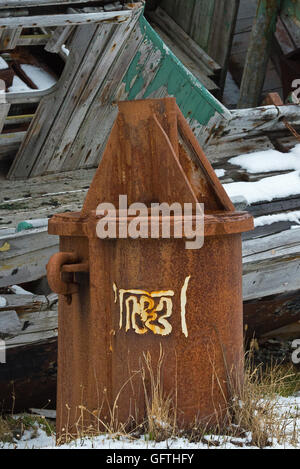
left=1, top=392, right=299, bottom=450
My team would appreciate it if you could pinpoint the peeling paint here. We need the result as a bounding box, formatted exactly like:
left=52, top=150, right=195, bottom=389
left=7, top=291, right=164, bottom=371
left=121, top=16, right=230, bottom=131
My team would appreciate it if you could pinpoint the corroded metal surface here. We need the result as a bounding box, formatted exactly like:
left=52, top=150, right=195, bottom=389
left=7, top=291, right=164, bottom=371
left=48, top=98, right=253, bottom=440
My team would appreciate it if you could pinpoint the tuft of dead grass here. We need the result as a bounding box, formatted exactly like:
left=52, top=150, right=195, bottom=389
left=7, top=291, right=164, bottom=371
left=140, top=347, right=177, bottom=442
left=8, top=348, right=298, bottom=449
left=215, top=355, right=300, bottom=448
left=0, top=414, right=55, bottom=446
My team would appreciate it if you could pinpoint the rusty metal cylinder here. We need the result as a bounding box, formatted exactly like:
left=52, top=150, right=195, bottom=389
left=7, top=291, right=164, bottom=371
left=47, top=98, right=253, bottom=439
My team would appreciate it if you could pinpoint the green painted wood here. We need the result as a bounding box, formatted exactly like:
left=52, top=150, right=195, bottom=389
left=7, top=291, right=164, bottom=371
left=122, top=16, right=231, bottom=140
left=238, top=0, right=282, bottom=109
left=190, top=0, right=216, bottom=52
left=8, top=11, right=231, bottom=178
left=282, top=0, right=300, bottom=26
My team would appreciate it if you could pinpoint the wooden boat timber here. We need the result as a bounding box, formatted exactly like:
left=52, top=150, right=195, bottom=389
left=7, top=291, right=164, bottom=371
left=0, top=0, right=300, bottom=411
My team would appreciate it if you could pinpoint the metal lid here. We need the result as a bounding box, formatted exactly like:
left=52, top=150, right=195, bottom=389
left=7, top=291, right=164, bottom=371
left=49, top=98, right=254, bottom=238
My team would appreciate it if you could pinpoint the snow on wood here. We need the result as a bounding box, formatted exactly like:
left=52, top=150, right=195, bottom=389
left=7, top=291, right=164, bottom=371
left=8, top=75, right=31, bottom=93
left=9, top=285, right=33, bottom=295
left=20, top=65, right=57, bottom=91
left=229, top=144, right=300, bottom=173
left=0, top=310, right=22, bottom=337
left=0, top=297, right=7, bottom=307
left=0, top=57, right=9, bottom=70
left=254, top=211, right=300, bottom=227
left=215, top=169, right=226, bottom=178
left=224, top=171, right=300, bottom=205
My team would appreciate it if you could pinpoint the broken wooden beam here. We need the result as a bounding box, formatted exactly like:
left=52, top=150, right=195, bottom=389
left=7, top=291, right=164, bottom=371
left=0, top=0, right=107, bottom=6
left=0, top=10, right=132, bottom=28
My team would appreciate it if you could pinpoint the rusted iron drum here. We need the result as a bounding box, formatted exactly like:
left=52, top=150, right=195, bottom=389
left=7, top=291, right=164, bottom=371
left=47, top=98, right=253, bottom=439
left=49, top=212, right=252, bottom=436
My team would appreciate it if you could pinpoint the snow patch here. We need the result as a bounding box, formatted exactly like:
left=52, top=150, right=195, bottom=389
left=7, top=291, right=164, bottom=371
left=0, top=57, right=8, bottom=70
left=3, top=394, right=300, bottom=449
left=8, top=76, right=31, bottom=93
left=255, top=211, right=300, bottom=227
left=229, top=144, right=300, bottom=174
left=0, top=296, right=7, bottom=307
left=20, top=65, right=57, bottom=91
left=10, top=285, right=33, bottom=295
left=215, top=169, right=226, bottom=178
left=61, top=45, right=70, bottom=56
left=224, top=171, right=300, bottom=205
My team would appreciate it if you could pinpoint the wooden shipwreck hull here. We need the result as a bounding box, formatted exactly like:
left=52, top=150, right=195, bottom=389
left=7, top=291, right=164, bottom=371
left=0, top=0, right=300, bottom=411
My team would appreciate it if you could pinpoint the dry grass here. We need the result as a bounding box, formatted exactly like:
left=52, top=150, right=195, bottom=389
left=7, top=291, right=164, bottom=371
left=0, top=414, right=55, bottom=446
left=2, top=349, right=299, bottom=449
left=140, top=347, right=177, bottom=442
left=60, top=349, right=299, bottom=448
left=208, top=352, right=300, bottom=448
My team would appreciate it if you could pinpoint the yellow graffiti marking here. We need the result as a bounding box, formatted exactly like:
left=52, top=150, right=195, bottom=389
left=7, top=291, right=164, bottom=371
left=0, top=242, right=10, bottom=252
left=180, top=276, right=191, bottom=338
left=114, top=277, right=191, bottom=337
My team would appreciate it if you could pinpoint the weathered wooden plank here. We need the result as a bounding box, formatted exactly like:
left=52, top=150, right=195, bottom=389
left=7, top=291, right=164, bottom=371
left=190, top=0, right=215, bottom=52
left=280, top=11, right=300, bottom=47
left=0, top=7, right=27, bottom=50
left=45, top=25, right=74, bottom=53
left=247, top=197, right=300, bottom=218
left=0, top=103, right=10, bottom=134
left=4, top=113, right=33, bottom=126
left=115, top=17, right=231, bottom=144
left=5, top=88, right=52, bottom=105
left=9, top=11, right=229, bottom=178
left=8, top=23, right=101, bottom=179
left=0, top=27, right=23, bottom=49
left=161, top=0, right=239, bottom=91
left=210, top=105, right=300, bottom=142
left=275, top=16, right=296, bottom=54
left=0, top=310, right=22, bottom=338
left=17, top=33, right=50, bottom=46
left=205, top=0, right=240, bottom=90
left=0, top=227, right=59, bottom=288
left=243, top=258, right=300, bottom=301
left=206, top=135, right=274, bottom=163
left=0, top=10, right=132, bottom=28
left=0, top=293, right=57, bottom=314
left=73, top=16, right=227, bottom=170
left=0, top=0, right=104, bottom=6
left=160, top=0, right=194, bottom=33
left=63, top=19, right=144, bottom=170
left=7, top=6, right=140, bottom=178
left=148, top=7, right=221, bottom=74
left=0, top=131, right=26, bottom=163
left=244, top=290, right=300, bottom=338
left=238, top=0, right=282, bottom=108
left=146, top=23, right=219, bottom=91
left=282, top=0, right=300, bottom=28
left=0, top=167, right=94, bottom=202
left=0, top=244, right=58, bottom=288
left=43, top=9, right=142, bottom=175
left=243, top=228, right=300, bottom=263
left=6, top=309, right=58, bottom=348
